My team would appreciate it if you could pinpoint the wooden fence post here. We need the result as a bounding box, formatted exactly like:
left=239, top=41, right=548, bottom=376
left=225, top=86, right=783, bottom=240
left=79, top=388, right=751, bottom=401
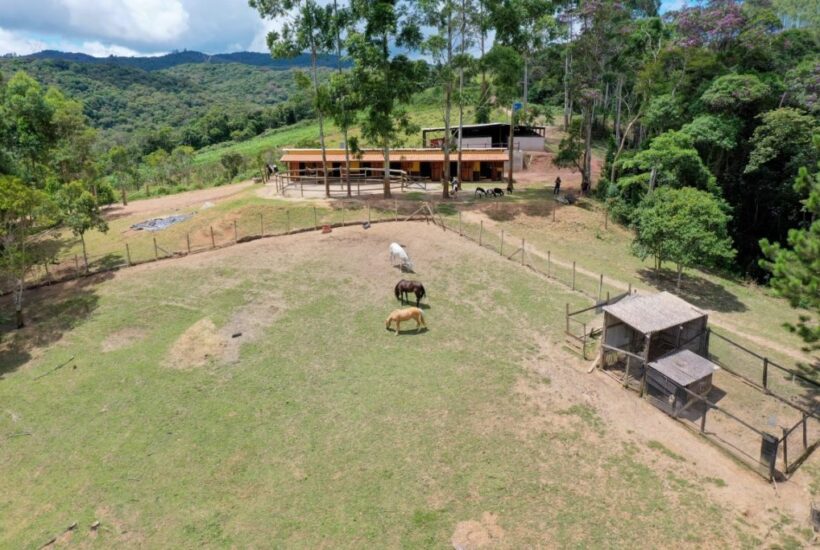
left=604, top=209, right=608, bottom=229
left=395, top=199, right=398, bottom=222
left=479, top=220, right=483, bottom=246
left=125, top=243, right=131, bottom=266
left=313, top=207, right=318, bottom=230
left=552, top=204, right=556, bottom=222
left=762, top=358, right=769, bottom=390
left=153, top=237, right=159, bottom=260
left=700, top=406, right=708, bottom=433
left=367, top=204, right=371, bottom=223
left=458, top=211, right=462, bottom=236
left=624, top=356, right=631, bottom=388
left=74, top=255, right=80, bottom=278
left=598, top=274, right=603, bottom=301
left=300, top=181, right=304, bottom=198
left=286, top=210, right=290, bottom=233
left=521, top=238, right=525, bottom=265
left=547, top=251, right=551, bottom=277
left=628, top=282, right=632, bottom=294
left=234, top=220, right=238, bottom=242
left=210, top=226, right=215, bottom=248
left=186, top=233, right=191, bottom=254
left=500, top=230, right=504, bottom=256
left=572, top=261, right=576, bottom=290
left=565, top=303, right=570, bottom=333
left=260, top=213, right=264, bottom=236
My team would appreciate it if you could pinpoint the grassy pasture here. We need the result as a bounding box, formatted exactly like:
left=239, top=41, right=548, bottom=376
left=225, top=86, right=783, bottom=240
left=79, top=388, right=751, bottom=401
left=0, top=222, right=777, bottom=548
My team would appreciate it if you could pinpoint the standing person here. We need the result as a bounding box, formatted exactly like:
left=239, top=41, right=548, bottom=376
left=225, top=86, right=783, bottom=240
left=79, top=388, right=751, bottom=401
left=553, top=176, right=561, bottom=196
left=451, top=176, right=459, bottom=198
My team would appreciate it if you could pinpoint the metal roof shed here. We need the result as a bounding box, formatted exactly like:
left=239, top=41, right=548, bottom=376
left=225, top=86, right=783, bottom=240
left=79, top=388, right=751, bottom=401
left=601, top=292, right=709, bottom=365
left=645, top=349, right=719, bottom=415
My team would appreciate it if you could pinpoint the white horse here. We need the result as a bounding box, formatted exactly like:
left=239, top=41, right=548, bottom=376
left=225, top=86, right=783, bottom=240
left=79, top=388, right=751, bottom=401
left=389, top=242, right=414, bottom=272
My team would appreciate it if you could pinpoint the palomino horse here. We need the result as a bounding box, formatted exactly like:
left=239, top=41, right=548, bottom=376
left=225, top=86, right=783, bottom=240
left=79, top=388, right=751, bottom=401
left=394, top=280, right=426, bottom=307
left=389, top=242, right=414, bottom=272
left=385, top=307, right=426, bottom=335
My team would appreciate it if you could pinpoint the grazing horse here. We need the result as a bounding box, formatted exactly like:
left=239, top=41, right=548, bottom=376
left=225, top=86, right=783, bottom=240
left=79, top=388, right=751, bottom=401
left=489, top=187, right=504, bottom=197
left=385, top=307, right=426, bottom=335
left=389, top=242, right=414, bottom=272
left=475, top=187, right=487, bottom=198
left=394, top=279, right=426, bottom=307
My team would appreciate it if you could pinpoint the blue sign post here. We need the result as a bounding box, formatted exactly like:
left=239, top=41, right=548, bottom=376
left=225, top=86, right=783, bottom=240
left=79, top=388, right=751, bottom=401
left=512, top=101, right=523, bottom=112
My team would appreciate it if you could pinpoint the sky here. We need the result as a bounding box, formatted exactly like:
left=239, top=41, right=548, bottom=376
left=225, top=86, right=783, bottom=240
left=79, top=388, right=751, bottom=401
left=0, top=0, right=687, bottom=57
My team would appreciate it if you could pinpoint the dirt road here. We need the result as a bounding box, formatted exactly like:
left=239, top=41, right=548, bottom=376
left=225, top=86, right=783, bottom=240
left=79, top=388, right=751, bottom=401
left=103, top=180, right=255, bottom=219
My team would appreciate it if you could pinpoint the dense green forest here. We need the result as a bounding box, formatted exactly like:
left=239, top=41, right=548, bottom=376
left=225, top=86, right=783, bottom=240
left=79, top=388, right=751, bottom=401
left=0, top=57, right=322, bottom=153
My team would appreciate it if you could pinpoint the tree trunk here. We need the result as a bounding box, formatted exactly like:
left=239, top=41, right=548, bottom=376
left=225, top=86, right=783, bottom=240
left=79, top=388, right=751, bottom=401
left=334, top=0, right=351, bottom=198
left=648, top=166, right=657, bottom=193
left=310, top=46, right=330, bottom=199
left=13, top=279, right=24, bottom=329
left=676, top=263, right=683, bottom=289
left=81, top=233, right=89, bottom=274
left=582, top=104, right=593, bottom=193
left=563, top=44, right=571, bottom=131
left=614, top=76, right=623, bottom=145
left=442, top=6, right=453, bottom=199
left=383, top=144, right=391, bottom=198
left=121, top=187, right=128, bottom=206
left=456, top=0, right=466, bottom=184
left=523, top=56, right=529, bottom=116
left=507, top=110, right=515, bottom=191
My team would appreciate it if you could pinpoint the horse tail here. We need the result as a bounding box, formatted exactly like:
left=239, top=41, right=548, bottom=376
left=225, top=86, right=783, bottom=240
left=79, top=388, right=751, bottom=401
left=419, top=284, right=426, bottom=299
left=418, top=309, right=426, bottom=325
left=394, top=282, right=401, bottom=301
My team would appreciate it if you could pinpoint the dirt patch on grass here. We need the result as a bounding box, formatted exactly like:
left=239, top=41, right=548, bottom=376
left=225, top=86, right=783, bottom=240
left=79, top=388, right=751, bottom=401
left=101, top=327, right=147, bottom=352
left=451, top=512, right=504, bottom=549
left=164, top=318, right=226, bottom=369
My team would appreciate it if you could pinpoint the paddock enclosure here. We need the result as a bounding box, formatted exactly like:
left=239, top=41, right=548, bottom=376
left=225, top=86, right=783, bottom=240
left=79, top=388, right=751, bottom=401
left=4, top=219, right=815, bottom=547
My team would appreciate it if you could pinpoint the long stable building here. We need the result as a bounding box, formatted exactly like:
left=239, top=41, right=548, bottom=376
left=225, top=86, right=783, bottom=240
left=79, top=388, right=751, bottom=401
left=421, top=123, right=546, bottom=152
left=280, top=148, right=509, bottom=182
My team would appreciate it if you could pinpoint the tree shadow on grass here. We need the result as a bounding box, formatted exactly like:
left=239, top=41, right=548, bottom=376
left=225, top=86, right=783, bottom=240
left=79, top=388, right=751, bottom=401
left=0, top=272, right=112, bottom=378
left=636, top=267, right=747, bottom=314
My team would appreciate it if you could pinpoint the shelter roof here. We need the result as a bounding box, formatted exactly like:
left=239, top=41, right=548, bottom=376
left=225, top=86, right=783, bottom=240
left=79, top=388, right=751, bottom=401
left=602, top=291, right=706, bottom=334
left=421, top=122, right=546, bottom=131
left=649, top=349, right=719, bottom=387
left=281, top=148, right=509, bottom=163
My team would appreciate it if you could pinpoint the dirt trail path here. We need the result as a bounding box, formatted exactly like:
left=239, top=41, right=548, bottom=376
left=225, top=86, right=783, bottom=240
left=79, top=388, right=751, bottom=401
left=462, top=210, right=813, bottom=364
left=102, top=180, right=255, bottom=219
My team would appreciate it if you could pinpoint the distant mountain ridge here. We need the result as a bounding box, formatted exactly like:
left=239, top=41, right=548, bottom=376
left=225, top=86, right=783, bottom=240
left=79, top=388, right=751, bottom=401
left=18, top=49, right=346, bottom=71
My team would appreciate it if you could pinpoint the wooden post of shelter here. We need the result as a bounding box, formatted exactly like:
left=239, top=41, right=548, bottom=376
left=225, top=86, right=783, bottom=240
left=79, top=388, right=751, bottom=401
left=210, top=226, right=216, bottom=248
left=639, top=332, right=651, bottom=397
left=125, top=243, right=131, bottom=266
left=782, top=427, right=789, bottom=471
left=700, top=406, right=708, bottom=433
left=233, top=220, right=238, bottom=242
left=572, top=261, right=576, bottom=290
left=598, top=274, right=603, bottom=301
left=762, top=358, right=769, bottom=390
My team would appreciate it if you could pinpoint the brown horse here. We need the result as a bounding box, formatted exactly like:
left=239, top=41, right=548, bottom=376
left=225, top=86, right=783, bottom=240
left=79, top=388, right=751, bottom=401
left=385, top=307, right=426, bottom=335
left=394, top=279, right=426, bottom=307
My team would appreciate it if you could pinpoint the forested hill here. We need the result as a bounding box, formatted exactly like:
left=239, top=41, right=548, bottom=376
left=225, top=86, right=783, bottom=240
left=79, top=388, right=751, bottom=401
left=17, top=50, right=345, bottom=71
left=0, top=56, right=327, bottom=153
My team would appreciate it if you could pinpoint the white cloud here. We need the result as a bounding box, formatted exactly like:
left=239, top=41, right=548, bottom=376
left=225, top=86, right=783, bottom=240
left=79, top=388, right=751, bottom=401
left=60, top=0, right=189, bottom=43
left=249, top=19, right=280, bottom=53
left=76, top=41, right=142, bottom=57
left=0, top=27, right=47, bottom=55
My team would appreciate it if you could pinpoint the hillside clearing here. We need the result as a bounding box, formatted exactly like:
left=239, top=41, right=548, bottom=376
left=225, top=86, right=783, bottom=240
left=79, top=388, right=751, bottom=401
left=2, top=223, right=815, bottom=547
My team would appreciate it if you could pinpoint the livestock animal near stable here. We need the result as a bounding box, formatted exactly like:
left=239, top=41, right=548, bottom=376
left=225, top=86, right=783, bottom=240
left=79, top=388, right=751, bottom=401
left=385, top=307, right=426, bottom=335
left=488, top=187, right=504, bottom=197
left=394, top=279, right=426, bottom=307
left=475, top=187, right=487, bottom=198
left=389, top=242, right=414, bottom=272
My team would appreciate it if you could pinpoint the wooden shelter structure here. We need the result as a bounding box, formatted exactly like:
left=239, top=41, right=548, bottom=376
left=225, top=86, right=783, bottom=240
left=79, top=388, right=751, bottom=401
left=280, top=148, right=508, bottom=183
left=421, top=123, right=546, bottom=151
